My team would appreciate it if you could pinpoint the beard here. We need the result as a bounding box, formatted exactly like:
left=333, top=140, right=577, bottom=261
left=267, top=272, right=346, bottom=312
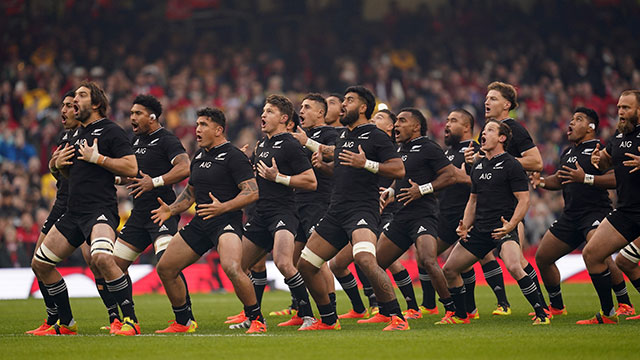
left=617, top=114, right=639, bottom=135
left=340, top=109, right=359, bottom=126
left=444, top=132, right=462, bottom=147
left=76, top=106, right=91, bottom=122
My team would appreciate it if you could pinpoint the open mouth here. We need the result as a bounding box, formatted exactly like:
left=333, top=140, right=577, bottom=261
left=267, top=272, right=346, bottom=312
left=73, top=104, right=79, bottom=116
left=481, top=136, right=487, bottom=145
left=567, top=125, right=572, bottom=136
left=261, top=119, right=266, bottom=127
left=196, top=135, right=202, bottom=142
left=132, top=122, right=139, bottom=131
left=485, top=106, right=491, bottom=114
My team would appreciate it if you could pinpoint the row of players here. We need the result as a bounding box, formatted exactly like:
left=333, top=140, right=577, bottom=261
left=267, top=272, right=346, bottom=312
left=26, top=80, right=640, bottom=335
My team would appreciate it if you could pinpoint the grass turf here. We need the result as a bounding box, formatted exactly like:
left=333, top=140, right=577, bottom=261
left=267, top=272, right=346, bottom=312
left=1, top=283, right=639, bottom=359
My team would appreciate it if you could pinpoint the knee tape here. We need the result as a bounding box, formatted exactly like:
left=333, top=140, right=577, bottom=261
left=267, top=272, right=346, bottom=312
left=113, top=241, right=140, bottom=261
left=90, top=237, right=114, bottom=256
left=34, top=244, right=63, bottom=266
left=352, top=241, right=376, bottom=257
left=620, top=242, right=640, bottom=263
left=300, top=246, right=325, bottom=269
left=154, top=235, right=172, bottom=254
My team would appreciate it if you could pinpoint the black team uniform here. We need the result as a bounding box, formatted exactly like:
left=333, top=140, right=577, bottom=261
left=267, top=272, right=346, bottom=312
left=500, top=118, right=546, bottom=309
left=450, top=152, right=547, bottom=321
left=46, top=118, right=136, bottom=326
left=436, top=138, right=508, bottom=313
left=244, top=132, right=315, bottom=319
left=118, top=127, right=194, bottom=322
left=589, top=127, right=640, bottom=317
left=545, top=139, right=632, bottom=310
left=35, top=129, right=76, bottom=328
left=293, top=125, right=339, bottom=311
left=176, top=141, right=262, bottom=324
left=384, top=136, right=453, bottom=313
left=313, top=123, right=404, bottom=325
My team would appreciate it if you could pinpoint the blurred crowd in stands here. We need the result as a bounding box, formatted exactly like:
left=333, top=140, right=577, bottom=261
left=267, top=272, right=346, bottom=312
left=1, top=0, right=639, bottom=266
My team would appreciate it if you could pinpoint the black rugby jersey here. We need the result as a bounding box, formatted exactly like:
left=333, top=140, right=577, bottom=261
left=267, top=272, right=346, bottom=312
left=131, top=127, right=186, bottom=211
left=501, top=118, right=536, bottom=158
left=394, top=136, right=450, bottom=219
left=558, top=139, right=611, bottom=214
left=51, top=129, right=75, bottom=209
left=470, top=152, right=529, bottom=232
left=438, top=139, right=481, bottom=215
left=254, top=132, right=312, bottom=212
left=189, top=142, right=254, bottom=218
left=606, top=126, right=640, bottom=213
left=67, top=118, right=134, bottom=211
left=331, top=123, right=400, bottom=211
left=296, top=126, right=338, bottom=203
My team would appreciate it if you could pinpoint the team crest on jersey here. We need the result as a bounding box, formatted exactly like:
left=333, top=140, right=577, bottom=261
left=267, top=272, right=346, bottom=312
left=149, top=138, right=160, bottom=146
left=215, top=152, right=227, bottom=161
left=493, top=161, right=504, bottom=169
left=410, top=144, right=422, bottom=152
left=357, top=131, right=371, bottom=140
left=312, top=130, right=321, bottom=138
left=582, top=148, right=594, bottom=155
left=273, top=140, right=284, bottom=148
left=91, top=128, right=103, bottom=136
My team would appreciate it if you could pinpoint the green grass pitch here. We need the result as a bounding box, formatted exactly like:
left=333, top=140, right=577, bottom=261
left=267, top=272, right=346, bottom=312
left=1, top=283, right=639, bottom=359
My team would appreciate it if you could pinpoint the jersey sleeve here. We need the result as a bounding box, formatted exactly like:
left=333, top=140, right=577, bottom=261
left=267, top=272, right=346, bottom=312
left=507, top=159, right=530, bottom=192
left=470, top=166, right=478, bottom=194
left=163, top=134, right=187, bottom=164
left=511, top=122, right=536, bottom=156
left=373, top=130, right=400, bottom=162
left=188, top=152, right=199, bottom=186
left=605, top=135, right=616, bottom=155
left=229, top=149, right=256, bottom=185
left=285, top=140, right=312, bottom=174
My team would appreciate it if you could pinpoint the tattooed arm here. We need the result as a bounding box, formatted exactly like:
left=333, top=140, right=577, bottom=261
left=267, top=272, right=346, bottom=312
left=195, top=178, right=259, bottom=220
left=318, top=144, right=336, bottom=162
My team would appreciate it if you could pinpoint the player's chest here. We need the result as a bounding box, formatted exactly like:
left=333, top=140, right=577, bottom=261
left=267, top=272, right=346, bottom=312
left=192, top=156, right=229, bottom=181
left=473, top=161, right=507, bottom=184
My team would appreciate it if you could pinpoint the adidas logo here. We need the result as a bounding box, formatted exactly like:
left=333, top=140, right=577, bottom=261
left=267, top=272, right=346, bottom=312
left=159, top=224, right=169, bottom=232
left=592, top=220, right=601, bottom=227
left=73, top=129, right=79, bottom=137
left=223, top=224, right=235, bottom=231
left=476, top=163, right=483, bottom=170
left=134, top=139, right=139, bottom=146
left=62, top=133, right=68, bottom=140
left=97, top=214, right=108, bottom=221
left=122, top=299, right=130, bottom=306
left=340, top=131, right=346, bottom=139
left=494, top=286, right=503, bottom=291
left=195, top=152, right=202, bottom=159
left=357, top=219, right=368, bottom=226
left=276, top=220, right=286, bottom=228
left=417, top=226, right=427, bottom=234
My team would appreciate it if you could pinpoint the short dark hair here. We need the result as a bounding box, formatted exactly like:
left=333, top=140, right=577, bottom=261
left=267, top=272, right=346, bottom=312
left=327, top=93, right=344, bottom=103
left=574, top=107, right=599, bottom=129
left=303, top=93, right=328, bottom=116
left=400, top=107, right=427, bottom=136
left=485, top=119, right=512, bottom=149
left=487, top=81, right=518, bottom=111
left=62, top=90, right=75, bottom=99
left=621, top=89, right=640, bottom=105
left=378, top=109, right=397, bottom=123
left=133, top=94, right=162, bottom=118
left=266, top=94, right=294, bottom=122
left=452, top=108, right=475, bottom=131
left=345, top=85, right=376, bottom=119
left=78, top=80, right=109, bottom=117
left=289, top=111, right=300, bottom=131
left=197, top=107, right=226, bottom=129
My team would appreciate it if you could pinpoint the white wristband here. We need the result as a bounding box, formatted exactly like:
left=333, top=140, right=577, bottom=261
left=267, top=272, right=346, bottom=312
left=114, top=176, right=122, bottom=185
left=88, top=151, right=101, bottom=164
left=305, top=139, right=321, bottom=153
left=275, top=173, right=291, bottom=186
left=539, top=177, right=545, bottom=189
left=364, top=160, right=379, bottom=174
left=382, top=187, right=395, bottom=198
left=152, top=176, right=165, bottom=188
left=419, top=183, right=434, bottom=195
left=584, top=174, right=595, bottom=185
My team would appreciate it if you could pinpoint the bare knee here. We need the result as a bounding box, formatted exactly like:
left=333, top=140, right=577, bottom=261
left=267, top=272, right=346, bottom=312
left=442, top=264, right=458, bottom=284
left=504, top=261, right=523, bottom=277
left=90, top=253, right=113, bottom=271
left=353, top=252, right=377, bottom=272
left=156, top=260, right=178, bottom=281
left=221, top=260, right=243, bottom=281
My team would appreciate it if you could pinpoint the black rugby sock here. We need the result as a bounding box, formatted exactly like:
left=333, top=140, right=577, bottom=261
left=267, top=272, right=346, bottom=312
left=393, top=270, right=418, bottom=311
left=172, top=302, right=191, bottom=326
left=449, top=286, right=467, bottom=319
left=318, top=302, right=337, bottom=325
left=106, top=274, right=137, bottom=322
left=545, top=284, right=564, bottom=309
left=418, top=267, right=436, bottom=309
left=589, top=270, right=615, bottom=316
left=38, top=280, right=59, bottom=325
left=380, top=299, right=405, bottom=320
left=244, top=303, right=263, bottom=322
left=95, top=278, right=120, bottom=323
left=45, top=279, right=73, bottom=326
left=517, top=275, right=545, bottom=318
left=612, top=280, right=632, bottom=306
left=524, top=263, right=548, bottom=310
left=284, top=272, right=313, bottom=317
left=461, top=269, right=477, bottom=312
left=482, top=260, right=509, bottom=306
left=250, top=270, right=267, bottom=306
